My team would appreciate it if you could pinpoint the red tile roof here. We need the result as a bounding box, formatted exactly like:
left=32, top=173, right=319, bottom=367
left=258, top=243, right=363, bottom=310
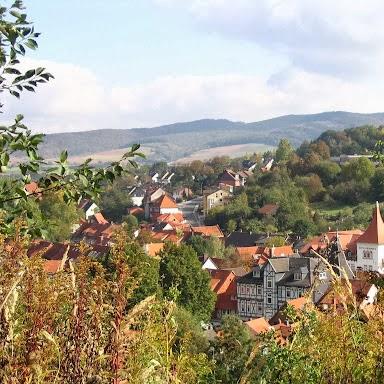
left=300, top=230, right=364, bottom=255
left=269, top=245, right=294, bottom=257
left=245, top=317, right=271, bottom=335
left=318, top=279, right=374, bottom=308
left=357, top=202, right=384, bottom=244
left=128, top=207, right=145, bottom=216
left=157, top=213, right=184, bottom=224
left=92, top=212, right=109, bottom=224
left=44, top=260, right=63, bottom=274
left=154, top=194, right=178, bottom=209
left=149, top=230, right=188, bottom=244
left=287, top=297, right=310, bottom=310
left=144, top=242, right=165, bottom=257
left=192, top=225, right=224, bottom=238
left=208, top=269, right=237, bottom=311
left=72, top=222, right=119, bottom=245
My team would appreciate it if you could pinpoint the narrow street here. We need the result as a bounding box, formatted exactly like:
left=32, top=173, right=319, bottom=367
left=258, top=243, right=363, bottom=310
left=178, top=196, right=204, bottom=226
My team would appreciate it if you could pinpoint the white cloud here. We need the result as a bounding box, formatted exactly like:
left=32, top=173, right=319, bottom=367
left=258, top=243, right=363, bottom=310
left=154, top=0, right=384, bottom=77
left=2, top=58, right=384, bottom=134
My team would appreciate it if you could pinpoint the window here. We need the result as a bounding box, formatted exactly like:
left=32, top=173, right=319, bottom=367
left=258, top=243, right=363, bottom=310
left=253, top=269, right=260, bottom=278
left=267, top=296, right=272, bottom=304
left=257, top=285, right=262, bottom=295
left=257, top=303, right=263, bottom=312
left=294, top=272, right=301, bottom=280
left=363, top=250, right=373, bottom=259
left=319, top=271, right=327, bottom=280
left=267, top=279, right=272, bottom=288
left=368, top=265, right=373, bottom=271
left=286, top=289, right=291, bottom=298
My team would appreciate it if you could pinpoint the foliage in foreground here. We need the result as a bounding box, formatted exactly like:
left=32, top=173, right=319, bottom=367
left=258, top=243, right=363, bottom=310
left=0, top=227, right=213, bottom=383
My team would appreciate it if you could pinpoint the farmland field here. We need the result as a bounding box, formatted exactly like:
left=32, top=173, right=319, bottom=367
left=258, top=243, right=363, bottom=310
left=173, top=143, right=276, bottom=164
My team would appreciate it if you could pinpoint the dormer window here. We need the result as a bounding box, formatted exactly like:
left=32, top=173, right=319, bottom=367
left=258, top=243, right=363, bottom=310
left=253, top=268, right=260, bottom=278
left=294, top=272, right=301, bottom=280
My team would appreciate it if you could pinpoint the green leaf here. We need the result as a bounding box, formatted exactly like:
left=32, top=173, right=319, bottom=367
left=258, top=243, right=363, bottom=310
left=15, top=114, right=24, bottom=123
left=25, top=39, right=38, bottom=50
left=79, top=174, right=89, bottom=187
left=24, top=69, right=35, bottom=79
left=9, top=90, right=20, bottom=98
left=4, top=67, right=21, bottom=75
left=131, top=143, right=140, bottom=152
left=1, top=152, right=10, bottom=166
left=59, top=150, right=68, bottom=163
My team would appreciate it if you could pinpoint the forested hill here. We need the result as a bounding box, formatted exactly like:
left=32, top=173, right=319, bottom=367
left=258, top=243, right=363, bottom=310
left=312, top=125, right=384, bottom=156
left=37, top=111, right=384, bottom=162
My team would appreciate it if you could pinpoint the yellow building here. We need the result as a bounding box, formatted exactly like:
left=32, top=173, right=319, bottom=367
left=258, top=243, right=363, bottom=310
left=203, top=189, right=231, bottom=215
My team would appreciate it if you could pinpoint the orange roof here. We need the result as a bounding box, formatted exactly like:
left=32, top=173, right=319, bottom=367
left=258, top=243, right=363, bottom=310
left=72, top=222, right=119, bottom=245
left=154, top=194, right=178, bottom=209
left=192, top=225, right=224, bottom=238
left=145, top=243, right=165, bottom=257
left=209, top=270, right=235, bottom=293
left=236, top=246, right=260, bottom=257
left=287, top=297, right=310, bottom=310
left=269, top=245, right=294, bottom=257
left=157, top=213, right=184, bottom=224
left=92, top=212, right=109, bottom=224
left=318, top=279, right=373, bottom=307
left=300, top=230, right=364, bottom=255
left=245, top=317, right=271, bottom=335
left=128, top=207, right=144, bottom=216
left=208, top=269, right=237, bottom=311
left=149, top=230, right=188, bottom=244
left=44, top=260, right=63, bottom=274
left=357, top=202, right=384, bottom=244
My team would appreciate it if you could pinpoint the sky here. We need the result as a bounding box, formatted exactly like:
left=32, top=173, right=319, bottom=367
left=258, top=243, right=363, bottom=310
left=3, top=0, right=384, bottom=133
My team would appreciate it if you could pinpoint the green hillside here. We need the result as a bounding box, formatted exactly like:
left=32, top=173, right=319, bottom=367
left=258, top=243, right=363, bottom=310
left=34, top=111, right=384, bottom=163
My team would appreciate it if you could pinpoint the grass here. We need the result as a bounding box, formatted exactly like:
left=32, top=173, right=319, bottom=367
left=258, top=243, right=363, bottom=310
left=311, top=201, right=355, bottom=218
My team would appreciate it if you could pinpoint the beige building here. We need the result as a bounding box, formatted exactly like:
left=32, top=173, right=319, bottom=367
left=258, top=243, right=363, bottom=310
left=203, top=189, right=231, bottom=215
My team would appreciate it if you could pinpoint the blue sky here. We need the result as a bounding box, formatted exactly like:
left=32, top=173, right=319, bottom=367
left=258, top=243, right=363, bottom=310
left=26, top=0, right=285, bottom=84
left=4, top=0, right=384, bottom=133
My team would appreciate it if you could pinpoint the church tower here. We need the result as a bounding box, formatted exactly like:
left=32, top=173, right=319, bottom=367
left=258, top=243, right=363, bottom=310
left=356, top=202, right=384, bottom=272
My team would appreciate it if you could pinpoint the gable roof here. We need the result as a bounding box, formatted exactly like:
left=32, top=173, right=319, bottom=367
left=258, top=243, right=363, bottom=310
left=44, top=259, right=64, bottom=274
left=154, top=194, right=178, bottom=209
left=245, top=317, right=271, bottom=335
left=78, top=199, right=94, bottom=211
left=91, top=212, right=109, bottom=224
left=357, top=202, right=384, bottom=245
left=220, top=169, right=238, bottom=181
left=72, top=222, right=119, bottom=245
left=269, top=297, right=312, bottom=325
left=192, top=225, right=224, bottom=238
left=300, top=230, right=364, bottom=255
left=226, top=232, right=263, bottom=247
left=128, top=207, right=145, bottom=216
left=208, top=269, right=237, bottom=311
left=144, top=242, right=165, bottom=257
left=157, top=213, right=184, bottom=224
left=269, top=245, right=294, bottom=257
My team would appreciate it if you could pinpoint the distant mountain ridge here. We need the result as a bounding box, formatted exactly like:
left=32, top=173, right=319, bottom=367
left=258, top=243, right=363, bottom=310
left=39, top=111, right=384, bottom=163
